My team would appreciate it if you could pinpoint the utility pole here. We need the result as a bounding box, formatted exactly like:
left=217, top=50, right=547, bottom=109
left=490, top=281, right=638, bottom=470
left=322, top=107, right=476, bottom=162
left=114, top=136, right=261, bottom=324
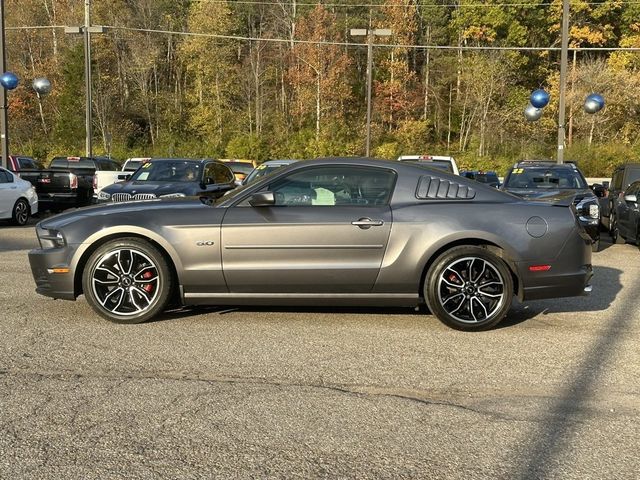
left=557, top=0, right=570, bottom=164
left=83, top=0, right=92, bottom=158
left=65, top=1, right=105, bottom=159
left=0, top=0, right=9, bottom=169
left=350, top=28, right=391, bottom=157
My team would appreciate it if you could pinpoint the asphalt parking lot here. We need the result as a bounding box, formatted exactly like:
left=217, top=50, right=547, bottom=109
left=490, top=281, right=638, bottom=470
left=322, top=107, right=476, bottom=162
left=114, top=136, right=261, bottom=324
left=0, top=219, right=638, bottom=479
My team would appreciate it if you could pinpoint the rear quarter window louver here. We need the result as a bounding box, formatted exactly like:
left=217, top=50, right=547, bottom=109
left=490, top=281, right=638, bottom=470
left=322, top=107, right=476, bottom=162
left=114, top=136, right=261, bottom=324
left=416, top=176, right=476, bottom=200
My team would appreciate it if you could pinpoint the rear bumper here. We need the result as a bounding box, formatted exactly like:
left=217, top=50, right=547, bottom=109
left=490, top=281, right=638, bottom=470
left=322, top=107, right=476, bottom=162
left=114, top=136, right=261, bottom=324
left=518, top=226, right=593, bottom=301
left=28, top=247, right=76, bottom=300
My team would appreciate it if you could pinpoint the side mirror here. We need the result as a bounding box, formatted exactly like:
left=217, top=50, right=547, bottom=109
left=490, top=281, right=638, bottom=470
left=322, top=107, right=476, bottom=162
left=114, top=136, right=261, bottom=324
left=624, top=194, right=637, bottom=203
left=249, top=191, right=275, bottom=207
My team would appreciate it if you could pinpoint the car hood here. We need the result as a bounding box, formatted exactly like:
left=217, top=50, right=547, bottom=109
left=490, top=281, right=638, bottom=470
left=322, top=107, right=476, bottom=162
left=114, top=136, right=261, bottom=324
left=103, top=181, right=198, bottom=195
left=37, top=198, right=205, bottom=230
left=503, top=188, right=595, bottom=204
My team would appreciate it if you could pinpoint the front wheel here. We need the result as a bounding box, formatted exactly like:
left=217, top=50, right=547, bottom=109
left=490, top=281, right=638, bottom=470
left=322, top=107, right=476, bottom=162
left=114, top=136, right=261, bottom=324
left=82, top=238, right=174, bottom=324
left=424, top=246, right=514, bottom=331
left=11, top=198, right=30, bottom=226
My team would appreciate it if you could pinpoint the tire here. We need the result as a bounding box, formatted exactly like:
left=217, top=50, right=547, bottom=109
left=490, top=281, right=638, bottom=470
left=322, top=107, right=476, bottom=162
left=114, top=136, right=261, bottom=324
left=82, top=237, right=174, bottom=324
left=609, top=214, right=625, bottom=244
left=11, top=198, right=30, bottom=226
left=424, top=246, right=514, bottom=331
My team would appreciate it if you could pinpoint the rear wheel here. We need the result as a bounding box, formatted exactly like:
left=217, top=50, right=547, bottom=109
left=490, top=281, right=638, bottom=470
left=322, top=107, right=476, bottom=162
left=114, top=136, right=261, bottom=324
left=424, top=246, right=513, bottom=331
left=11, top=198, right=30, bottom=226
left=82, top=238, right=173, bottom=324
left=610, top=214, right=625, bottom=244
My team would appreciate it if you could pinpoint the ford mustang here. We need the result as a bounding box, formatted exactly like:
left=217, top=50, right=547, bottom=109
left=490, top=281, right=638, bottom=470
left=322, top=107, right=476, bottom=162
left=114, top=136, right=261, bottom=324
left=28, top=158, right=593, bottom=331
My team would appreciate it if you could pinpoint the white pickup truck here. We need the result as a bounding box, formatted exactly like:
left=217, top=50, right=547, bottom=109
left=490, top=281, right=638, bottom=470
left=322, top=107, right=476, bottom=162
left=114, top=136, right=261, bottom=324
left=92, top=158, right=150, bottom=200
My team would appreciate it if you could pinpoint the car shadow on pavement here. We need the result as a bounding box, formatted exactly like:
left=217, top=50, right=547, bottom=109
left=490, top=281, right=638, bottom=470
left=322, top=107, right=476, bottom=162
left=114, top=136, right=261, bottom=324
left=499, top=265, right=622, bottom=328
left=152, top=304, right=423, bottom=323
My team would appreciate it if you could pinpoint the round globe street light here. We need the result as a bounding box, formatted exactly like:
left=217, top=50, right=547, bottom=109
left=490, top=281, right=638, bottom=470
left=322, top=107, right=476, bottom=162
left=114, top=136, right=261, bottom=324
left=32, top=77, right=52, bottom=96
left=524, top=103, right=543, bottom=122
left=0, top=71, right=18, bottom=90
left=584, top=93, right=605, bottom=114
left=530, top=89, right=550, bottom=109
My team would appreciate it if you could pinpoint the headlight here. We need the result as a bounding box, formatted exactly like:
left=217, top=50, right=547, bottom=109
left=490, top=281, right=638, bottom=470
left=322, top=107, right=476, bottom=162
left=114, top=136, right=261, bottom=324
left=160, top=193, right=186, bottom=198
left=576, top=198, right=600, bottom=222
left=37, top=228, right=66, bottom=249
left=97, top=191, right=111, bottom=201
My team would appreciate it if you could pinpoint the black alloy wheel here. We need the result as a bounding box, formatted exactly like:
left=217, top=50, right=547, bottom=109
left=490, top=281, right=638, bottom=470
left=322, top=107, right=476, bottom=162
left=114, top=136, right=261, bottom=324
left=11, top=198, right=29, bottom=226
left=425, top=246, right=514, bottom=331
left=82, top=238, right=174, bottom=324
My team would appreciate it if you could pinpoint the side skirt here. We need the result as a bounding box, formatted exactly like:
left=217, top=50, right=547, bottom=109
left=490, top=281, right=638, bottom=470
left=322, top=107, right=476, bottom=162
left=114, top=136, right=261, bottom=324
left=183, top=292, right=420, bottom=307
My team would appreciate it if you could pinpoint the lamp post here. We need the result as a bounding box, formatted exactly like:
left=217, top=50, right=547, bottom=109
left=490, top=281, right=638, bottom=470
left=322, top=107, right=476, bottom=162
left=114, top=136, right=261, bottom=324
left=0, top=0, right=8, bottom=169
left=557, top=0, right=570, bottom=164
left=65, top=0, right=106, bottom=159
left=350, top=28, right=391, bottom=157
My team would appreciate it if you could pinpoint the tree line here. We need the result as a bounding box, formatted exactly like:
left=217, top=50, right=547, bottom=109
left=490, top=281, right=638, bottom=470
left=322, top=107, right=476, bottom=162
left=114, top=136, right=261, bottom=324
left=5, top=0, right=640, bottom=176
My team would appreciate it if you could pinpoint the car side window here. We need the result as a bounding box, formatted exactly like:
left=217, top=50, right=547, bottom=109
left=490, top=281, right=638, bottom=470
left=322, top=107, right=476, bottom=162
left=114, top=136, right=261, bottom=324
left=612, top=171, right=622, bottom=191
left=213, top=163, right=234, bottom=184
left=0, top=169, right=9, bottom=183
left=267, top=166, right=396, bottom=207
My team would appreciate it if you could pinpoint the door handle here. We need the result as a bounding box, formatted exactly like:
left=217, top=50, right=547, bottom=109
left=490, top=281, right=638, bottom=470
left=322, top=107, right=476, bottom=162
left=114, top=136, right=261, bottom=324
left=352, top=217, right=384, bottom=229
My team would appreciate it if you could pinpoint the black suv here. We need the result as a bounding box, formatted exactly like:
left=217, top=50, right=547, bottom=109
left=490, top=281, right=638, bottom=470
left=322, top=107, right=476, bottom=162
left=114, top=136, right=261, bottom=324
left=607, top=163, right=640, bottom=235
left=98, top=158, right=236, bottom=203
left=502, top=160, right=601, bottom=251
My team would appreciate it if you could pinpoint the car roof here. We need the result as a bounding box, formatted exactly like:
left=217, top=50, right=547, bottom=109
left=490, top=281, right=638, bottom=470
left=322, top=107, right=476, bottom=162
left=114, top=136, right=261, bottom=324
left=262, top=159, right=298, bottom=165
left=512, top=160, right=578, bottom=170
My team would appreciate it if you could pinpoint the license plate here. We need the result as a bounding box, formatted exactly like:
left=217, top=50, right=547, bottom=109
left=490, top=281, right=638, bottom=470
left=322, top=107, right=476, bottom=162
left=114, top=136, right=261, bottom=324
left=39, top=178, right=51, bottom=183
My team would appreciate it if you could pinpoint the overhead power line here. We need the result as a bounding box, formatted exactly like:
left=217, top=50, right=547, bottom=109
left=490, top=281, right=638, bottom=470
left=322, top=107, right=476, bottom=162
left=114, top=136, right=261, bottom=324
left=7, top=24, right=640, bottom=52
left=107, top=25, right=640, bottom=52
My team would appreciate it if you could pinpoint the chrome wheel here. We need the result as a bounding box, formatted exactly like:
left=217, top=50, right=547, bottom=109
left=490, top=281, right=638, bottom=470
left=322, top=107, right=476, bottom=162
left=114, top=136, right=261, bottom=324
left=437, top=256, right=506, bottom=324
left=13, top=199, right=29, bottom=225
left=91, top=248, right=161, bottom=317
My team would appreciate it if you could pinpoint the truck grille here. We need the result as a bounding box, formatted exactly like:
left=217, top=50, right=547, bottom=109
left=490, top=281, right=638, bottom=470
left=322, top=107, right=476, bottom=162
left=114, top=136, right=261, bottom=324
left=111, top=193, right=157, bottom=202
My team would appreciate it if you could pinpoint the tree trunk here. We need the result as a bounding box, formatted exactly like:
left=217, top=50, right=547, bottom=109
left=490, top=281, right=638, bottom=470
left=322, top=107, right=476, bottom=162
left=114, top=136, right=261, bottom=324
left=316, top=74, right=321, bottom=140
left=447, top=84, right=452, bottom=150
left=423, top=27, right=431, bottom=120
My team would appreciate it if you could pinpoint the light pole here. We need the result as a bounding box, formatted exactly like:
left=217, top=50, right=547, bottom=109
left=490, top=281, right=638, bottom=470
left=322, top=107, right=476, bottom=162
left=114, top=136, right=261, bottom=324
left=65, top=0, right=105, bottom=159
left=0, top=0, right=8, bottom=169
left=557, top=0, right=570, bottom=164
left=350, top=28, right=391, bottom=157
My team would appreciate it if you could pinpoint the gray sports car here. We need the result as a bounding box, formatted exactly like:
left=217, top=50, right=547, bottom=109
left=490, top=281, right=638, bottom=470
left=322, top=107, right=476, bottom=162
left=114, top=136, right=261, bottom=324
left=28, top=158, right=593, bottom=331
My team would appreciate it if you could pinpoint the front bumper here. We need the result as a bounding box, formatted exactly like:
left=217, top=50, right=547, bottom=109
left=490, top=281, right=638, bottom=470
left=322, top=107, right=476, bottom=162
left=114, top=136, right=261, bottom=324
left=28, top=247, right=76, bottom=300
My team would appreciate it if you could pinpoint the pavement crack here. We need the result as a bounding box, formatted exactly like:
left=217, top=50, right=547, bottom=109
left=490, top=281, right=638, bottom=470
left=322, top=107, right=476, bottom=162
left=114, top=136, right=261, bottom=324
left=2, top=367, right=530, bottom=424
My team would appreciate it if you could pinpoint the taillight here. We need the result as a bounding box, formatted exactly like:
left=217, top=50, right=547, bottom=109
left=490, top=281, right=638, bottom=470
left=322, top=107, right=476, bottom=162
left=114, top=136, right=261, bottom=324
left=93, top=174, right=97, bottom=189
left=69, top=173, right=78, bottom=189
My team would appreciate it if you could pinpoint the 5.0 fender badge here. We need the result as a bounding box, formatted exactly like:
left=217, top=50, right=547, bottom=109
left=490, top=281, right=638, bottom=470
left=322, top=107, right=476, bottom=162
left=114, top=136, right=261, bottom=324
left=196, top=241, right=215, bottom=246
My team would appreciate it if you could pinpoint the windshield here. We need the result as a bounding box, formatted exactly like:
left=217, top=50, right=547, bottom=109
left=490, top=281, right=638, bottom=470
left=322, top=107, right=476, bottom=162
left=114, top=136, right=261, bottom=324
left=408, top=161, right=453, bottom=173
left=130, top=160, right=201, bottom=183
left=124, top=160, right=147, bottom=171
left=505, top=167, right=587, bottom=190
left=224, top=162, right=254, bottom=175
